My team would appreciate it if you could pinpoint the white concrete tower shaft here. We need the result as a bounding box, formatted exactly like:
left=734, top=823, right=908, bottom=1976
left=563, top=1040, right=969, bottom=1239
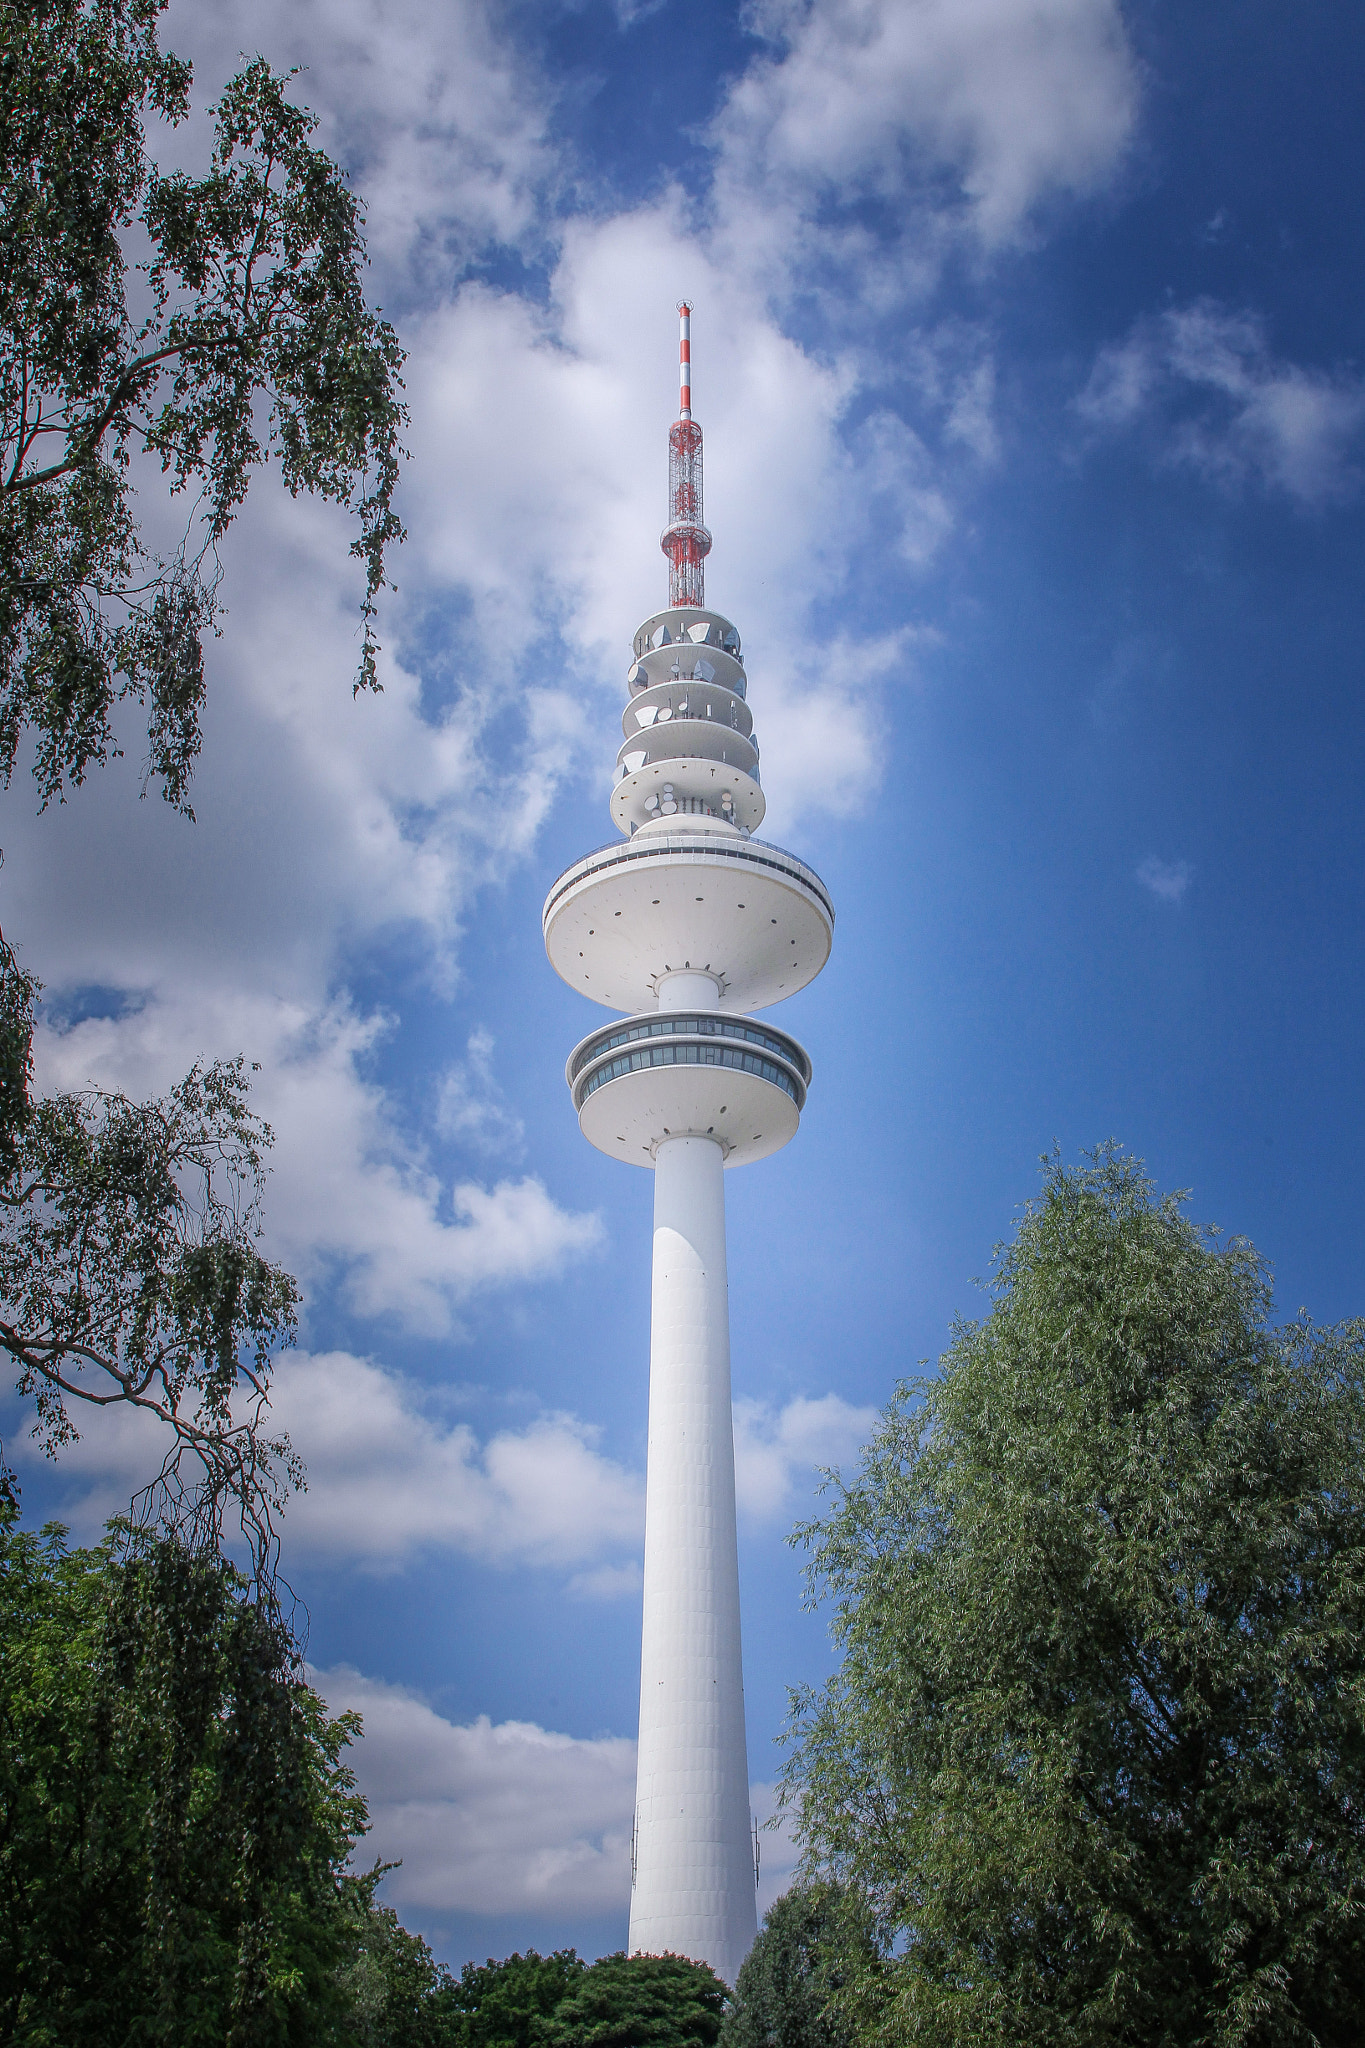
left=543, top=308, right=834, bottom=1990
left=629, top=984, right=754, bottom=1984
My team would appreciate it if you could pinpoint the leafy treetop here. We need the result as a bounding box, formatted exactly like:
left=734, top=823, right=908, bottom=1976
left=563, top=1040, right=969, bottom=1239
left=784, top=1147, right=1365, bottom=2047
left=536, top=1954, right=729, bottom=2048
left=443, top=1951, right=589, bottom=2048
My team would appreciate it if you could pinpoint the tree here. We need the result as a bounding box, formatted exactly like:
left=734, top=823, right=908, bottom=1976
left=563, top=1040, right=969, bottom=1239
left=784, top=1148, right=1365, bottom=2047
left=0, top=1504, right=369, bottom=2044
left=337, top=1897, right=460, bottom=2048
left=536, top=1954, right=728, bottom=2048
left=442, top=1950, right=588, bottom=2048
left=722, top=1884, right=880, bottom=2048
left=0, top=930, right=299, bottom=1578
left=0, top=0, right=408, bottom=1565
left=0, top=0, right=406, bottom=817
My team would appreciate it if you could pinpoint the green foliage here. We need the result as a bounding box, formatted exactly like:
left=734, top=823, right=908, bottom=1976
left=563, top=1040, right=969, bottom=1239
left=336, top=1897, right=459, bottom=2048
left=442, top=1950, right=588, bottom=2048
left=537, top=1953, right=728, bottom=2048
left=722, top=1884, right=880, bottom=2048
left=431, top=1948, right=730, bottom=2048
left=0, top=927, right=36, bottom=1177
left=784, top=1147, right=1365, bottom=2047
left=0, top=1505, right=367, bottom=2044
left=0, top=0, right=406, bottom=815
left=0, top=931, right=299, bottom=1575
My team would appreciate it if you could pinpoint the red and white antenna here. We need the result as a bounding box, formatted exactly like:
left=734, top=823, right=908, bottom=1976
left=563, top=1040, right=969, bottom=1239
left=678, top=301, right=692, bottom=419
left=661, top=301, right=711, bottom=608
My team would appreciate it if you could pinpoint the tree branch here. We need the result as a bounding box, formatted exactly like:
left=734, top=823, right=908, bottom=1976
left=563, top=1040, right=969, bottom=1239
left=240, top=151, right=277, bottom=315
left=3, top=342, right=190, bottom=495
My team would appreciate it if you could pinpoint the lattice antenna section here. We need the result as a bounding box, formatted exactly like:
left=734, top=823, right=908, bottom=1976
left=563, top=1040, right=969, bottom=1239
left=661, top=303, right=712, bottom=608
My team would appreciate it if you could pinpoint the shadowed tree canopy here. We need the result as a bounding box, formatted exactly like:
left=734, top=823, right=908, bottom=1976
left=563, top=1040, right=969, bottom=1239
left=0, top=1506, right=366, bottom=2043
left=0, top=0, right=406, bottom=817
left=443, top=1951, right=589, bottom=2048
left=0, top=1503, right=492, bottom=2044
left=784, top=1148, right=1365, bottom=2047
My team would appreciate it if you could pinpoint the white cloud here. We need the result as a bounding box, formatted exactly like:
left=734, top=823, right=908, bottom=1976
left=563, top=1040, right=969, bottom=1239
left=436, top=1029, right=526, bottom=1159
left=31, top=994, right=600, bottom=1339
left=159, top=0, right=553, bottom=298
left=316, top=1667, right=806, bottom=1925
left=714, top=0, right=1139, bottom=271
left=269, top=1353, right=645, bottom=1571
left=853, top=410, right=957, bottom=567
left=1078, top=300, right=1365, bottom=507
left=316, top=1666, right=639, bottom=1917
left=1136, top=855, right=1192, bottom=904
left=567, top=1560, right=645, bottom=1603
left=733, top=1393, right=876, bottom=1521
left=8, top=1350, right=866, bottom=1580
left=5, top=1349, right=644, bottom=1581
left=944, top=355, right=1001, bottom=463
left=280, top=1365, right=868, bottom=1571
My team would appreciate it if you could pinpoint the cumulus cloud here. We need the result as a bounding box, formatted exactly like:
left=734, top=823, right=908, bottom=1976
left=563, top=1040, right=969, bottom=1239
left=271, top=1353, right=643, bottom=1571
left=32, top=995, right=600, bottom=1339
left=277, top=1366, right=864, bottom=1570
left=714, top=0, right=1138, bottom=273
left=733, top=1393, right=876, bottom=1520
left=436, top=1029, right=526, bottom=1159
left=316, top=1667, right=639, bottom=1916
left=160, top=0, right=554, bottom=298
left=316, top=1668, right=805, bottom=1924
left=1136, top=855, right=1192, bottom=904
left=5, top=1349, right=643, bottom=1581
left=9, top=1347, right=865, bottom=1580
left=1077, top=300, right=1365, bottom=507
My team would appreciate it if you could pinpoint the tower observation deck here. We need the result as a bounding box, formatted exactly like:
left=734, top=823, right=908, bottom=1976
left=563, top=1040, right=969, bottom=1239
left=543, top=307, right=834, bottom=1990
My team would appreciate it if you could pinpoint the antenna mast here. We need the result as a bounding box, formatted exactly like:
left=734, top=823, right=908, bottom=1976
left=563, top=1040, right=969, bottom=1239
left=661, top=303, right=712, bottom=608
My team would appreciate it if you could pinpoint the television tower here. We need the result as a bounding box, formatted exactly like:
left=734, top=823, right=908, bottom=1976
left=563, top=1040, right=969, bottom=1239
left=543, top=306, right=834, bottom=1990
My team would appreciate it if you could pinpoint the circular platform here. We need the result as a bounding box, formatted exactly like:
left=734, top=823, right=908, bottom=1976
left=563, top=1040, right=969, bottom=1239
left=610, top=750, right=764, bottom=835
left=568, top=1010, right=810, bottom=1166
left=543, top=825, right=835, bottom=1014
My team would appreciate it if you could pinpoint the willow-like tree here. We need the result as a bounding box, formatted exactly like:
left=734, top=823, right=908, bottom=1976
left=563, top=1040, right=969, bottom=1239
left=0, top=1504, right=466, bottom=2044
left=0, top=0, right=406, bottom=815
left=784, top=1148, right=1365, bottom=2047
left=0, top=1506, right=363, bottom=2043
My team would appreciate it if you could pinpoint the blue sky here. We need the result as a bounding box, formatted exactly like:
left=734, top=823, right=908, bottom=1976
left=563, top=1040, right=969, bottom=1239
left=4, top=0, right=1364, bottom=1974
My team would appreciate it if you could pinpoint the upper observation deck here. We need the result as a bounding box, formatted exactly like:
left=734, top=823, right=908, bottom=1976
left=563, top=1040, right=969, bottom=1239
left=543, top=821, right=834, bottom=1014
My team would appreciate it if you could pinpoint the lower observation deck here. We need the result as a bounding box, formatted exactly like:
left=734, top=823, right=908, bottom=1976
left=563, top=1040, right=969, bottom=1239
left=568, top=1011, right=811, bottom=1166
left=543, top=823, right=835, bottom=1014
